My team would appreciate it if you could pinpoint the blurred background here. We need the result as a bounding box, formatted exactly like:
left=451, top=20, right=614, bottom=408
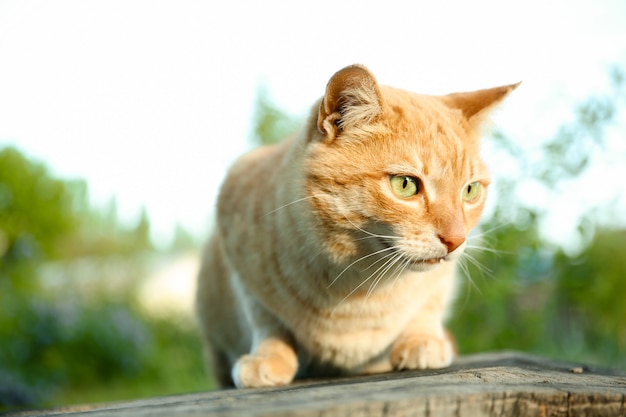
left=1, top=0, right=625, bottom=412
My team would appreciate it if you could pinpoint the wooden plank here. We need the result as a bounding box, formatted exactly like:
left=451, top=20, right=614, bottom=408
left=6, top=351, right=626, bottom=417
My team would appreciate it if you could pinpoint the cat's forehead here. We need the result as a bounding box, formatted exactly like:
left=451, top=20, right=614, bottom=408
left=384, top=91, right=463, bottom=134
left=379, top=93, right=486, bottom=184
left=390, top=139, right=474, bottom=182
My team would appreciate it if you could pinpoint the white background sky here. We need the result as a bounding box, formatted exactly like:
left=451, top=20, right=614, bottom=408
left=1, top=0, right=625, bottom=248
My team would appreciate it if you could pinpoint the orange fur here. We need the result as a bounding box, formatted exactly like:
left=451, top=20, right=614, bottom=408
left=196, top=64, right=518, bottom=388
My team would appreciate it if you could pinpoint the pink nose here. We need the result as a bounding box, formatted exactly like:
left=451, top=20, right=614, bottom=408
left=439, top=235, right=465, bottom=253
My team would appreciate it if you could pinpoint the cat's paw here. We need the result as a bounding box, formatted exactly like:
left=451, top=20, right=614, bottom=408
left=390, top=333, right=454, bottom=370
left=232, top=353, right=298, bottom=388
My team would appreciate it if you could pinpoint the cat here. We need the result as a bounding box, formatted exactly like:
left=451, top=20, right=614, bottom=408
left=196, top=64, right=518, bottom=388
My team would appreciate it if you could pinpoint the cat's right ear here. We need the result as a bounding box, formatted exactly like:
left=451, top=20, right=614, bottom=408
left=317, top=64, right=383, bottom=140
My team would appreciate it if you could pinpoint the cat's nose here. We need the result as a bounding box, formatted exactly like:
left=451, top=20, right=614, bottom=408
left=439, top=235, right=466, bottom=253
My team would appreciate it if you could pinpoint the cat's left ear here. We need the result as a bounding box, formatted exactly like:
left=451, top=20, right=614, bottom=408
left=317, top=64, right=383, bottom=140
left=443, top=82, right=521, bottom=126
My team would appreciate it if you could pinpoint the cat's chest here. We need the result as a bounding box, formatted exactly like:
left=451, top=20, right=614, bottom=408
left=281, top=266, right=456, bottom=369
left=290, top=306, right=403, bottom=371
left=303, top=300, right=414, bottom=343
left=285, top=284, right=423, bottom=367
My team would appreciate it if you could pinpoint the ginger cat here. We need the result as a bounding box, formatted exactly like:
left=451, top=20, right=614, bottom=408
left=196, top=64, right=518, bottom=388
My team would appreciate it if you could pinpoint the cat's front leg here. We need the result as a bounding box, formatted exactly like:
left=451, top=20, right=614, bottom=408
left=389, top=310, right=455, bottom=370
left=231, top=296, right=298, bottom=388
left=390, top=331, right=455, bottom=370
left=233, top=334, right=298, bottom=388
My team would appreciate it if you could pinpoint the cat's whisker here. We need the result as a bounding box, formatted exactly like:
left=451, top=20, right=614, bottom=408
left=335, top=249, right=402, bottom=310
left=327, top=245, right=397, bottom=288
left=365, top=251, right=404, bottom=300
left=340, top=213, right=401, bottom=242
left=352, top=251, right=399, bottom=296
left=455, top=257, right=480, bottom=309
left=383, top=256, right=414, bottom=301
left=327, top=214, right=403, bottom=290
left=465, top=224, right=507, bottom=250
left=467, top=247, right=512, bottom=261
left=457, top=256, right=482, bottom=293
left=360, top=250, right=398, bottom=273
left=463, top=227, right=511, bottom=278
left=262, top=194, right=327, bottom=217
left=465, top=243, right=509, bottom=256
left=470, top=222, right=510, bottom=239
left=355, top=234, right=402, bottom=243
left=457, top=256, right=470, bottom=279
left=460, top=251, right=494, bottom=280
left=455, top=230, right=504, bottom=303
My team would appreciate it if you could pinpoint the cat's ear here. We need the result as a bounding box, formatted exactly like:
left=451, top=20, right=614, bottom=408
left=317, top=64, right=383, bottom=140
left=443, top=82, right=521, bottom=126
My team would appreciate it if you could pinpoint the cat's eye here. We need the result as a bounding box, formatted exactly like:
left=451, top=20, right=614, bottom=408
left=463, top=181, right=481, bottom=202
left=390, top=175, right=420, bottom=198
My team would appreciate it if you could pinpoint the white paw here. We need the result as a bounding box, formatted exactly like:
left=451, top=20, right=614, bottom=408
left=390, top=334, right=455, bottom=370
left=232, top=354, right=297, bottom=388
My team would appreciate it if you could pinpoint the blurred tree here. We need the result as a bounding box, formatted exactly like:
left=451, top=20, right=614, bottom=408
left=251, top=85, right=301, bottom=146
left=132, top=207, right=153, bottom=251
left=170, top=223, right=198, bottom=252
left=493, top=65, right=625, bottom=219
left=0, top=147, right=82, bottom=268
left=61, top=199, right=155, bottom=257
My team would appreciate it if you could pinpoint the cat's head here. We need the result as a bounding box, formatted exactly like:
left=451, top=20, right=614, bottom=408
left=304, top=64, right=518, bottom=271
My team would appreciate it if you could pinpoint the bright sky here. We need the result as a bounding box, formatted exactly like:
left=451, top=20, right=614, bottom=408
left=1, top=0, right=625, bottom=248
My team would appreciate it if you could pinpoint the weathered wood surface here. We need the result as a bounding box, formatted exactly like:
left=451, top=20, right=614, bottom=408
left=6, top=351, right=626, bottom=417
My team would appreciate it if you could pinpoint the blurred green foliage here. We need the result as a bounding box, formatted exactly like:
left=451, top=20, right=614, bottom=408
left=449, top=219, right=626, bottom=370
left=449, top=66, right=626, bottom=370
left=0, top=147, right=80, bottom=266
left=0, top=149, right=209, bottom=412
left=1, top=66, right=625, bottom=413
left=252, top=85, right=302, bottom=145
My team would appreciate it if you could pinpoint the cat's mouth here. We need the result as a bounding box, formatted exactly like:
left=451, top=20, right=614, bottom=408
left=405, top=256, right=445, bottom=269
left=377, top=238, right=446, bottom=269
left=421, top=257, right=445, bottom=265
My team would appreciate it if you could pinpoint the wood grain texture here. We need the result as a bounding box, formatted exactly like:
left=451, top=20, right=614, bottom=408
left=6, top=351, right=625, bottom=417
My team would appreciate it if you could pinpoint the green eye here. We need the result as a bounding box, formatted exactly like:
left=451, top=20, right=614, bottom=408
left=463, top=181, right=481, bottom=202
left=390, top=175, right=419, bottom=198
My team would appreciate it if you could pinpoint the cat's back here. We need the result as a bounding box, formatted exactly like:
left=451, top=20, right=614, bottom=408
left=225, top=139, right=289, bottom=186
left=218, top=138, right=293, bottom=216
